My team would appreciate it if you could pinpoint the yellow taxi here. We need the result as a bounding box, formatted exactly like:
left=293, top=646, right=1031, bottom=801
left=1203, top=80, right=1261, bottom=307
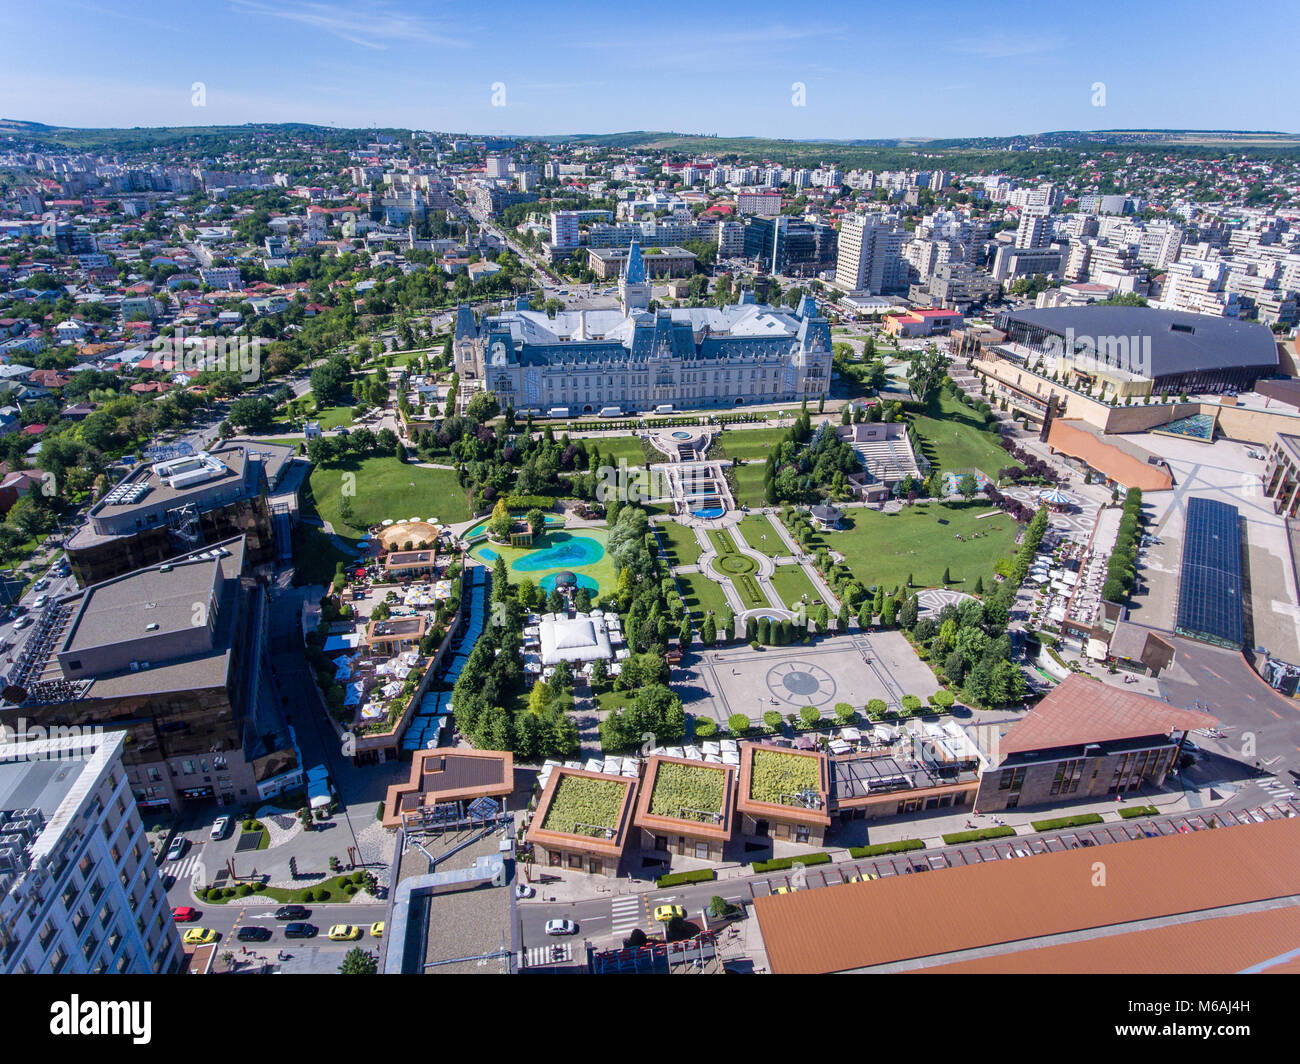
left=652, top=904, right=685, bottom=922
left=327, top=924, right=362, bottom=941
left=182, top=927, right=219, bottom=946
left=369, top=922, right=384, bottom=939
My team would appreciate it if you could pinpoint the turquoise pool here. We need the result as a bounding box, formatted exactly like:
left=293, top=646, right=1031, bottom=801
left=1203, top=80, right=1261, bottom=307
left=465, top=513, right=564, bottom=540
left=513, top=532, right=605, bottom=571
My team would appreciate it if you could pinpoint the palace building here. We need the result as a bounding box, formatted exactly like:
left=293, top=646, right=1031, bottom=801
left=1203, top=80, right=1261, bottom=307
left=453, top=241, right=832, bottom=414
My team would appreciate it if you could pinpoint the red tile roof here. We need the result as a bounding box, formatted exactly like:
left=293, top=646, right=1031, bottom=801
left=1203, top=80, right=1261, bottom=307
left=998, top=674, right=1216, bottom=756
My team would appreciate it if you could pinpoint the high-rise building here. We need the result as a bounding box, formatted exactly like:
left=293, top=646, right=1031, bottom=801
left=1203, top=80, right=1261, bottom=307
left=550, top=210, right=580, bottom=249
left=0, top=730, right=182, bottom=974
left=485, top=153, right=510, bottom=179
left=835, top=213, right=906, bottom=294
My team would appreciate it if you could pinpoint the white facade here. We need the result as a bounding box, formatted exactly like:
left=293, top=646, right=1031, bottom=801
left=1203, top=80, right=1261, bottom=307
left=0, top=731, right=181, bottom=974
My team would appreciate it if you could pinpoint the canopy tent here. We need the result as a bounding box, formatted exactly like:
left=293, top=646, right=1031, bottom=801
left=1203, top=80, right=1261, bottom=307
left=539, top=614, right=614, bottom=665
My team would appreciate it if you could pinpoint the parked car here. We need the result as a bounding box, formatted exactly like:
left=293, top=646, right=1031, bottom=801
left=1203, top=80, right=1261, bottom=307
left=165, top=836, right=188, bottom=863
left=515, top=883, right=535, bottom=899
left=12, top=616, right=32, bottom=631
left=31, top=595, right=48, bottom=609
left=236, top=925, right=272, bottom=942
left=210, top=816, right=230, bottom=840
left=369, top=922, right=384, bottom=939
left=284, top=922, right=317, bottom=939
left=274, top=905, right=310, bottom=921
left=653, top=904, right=685, bottom=923
left=545, top=919, right=577, bottom=936
left=171, top=906, right=199, bottom=922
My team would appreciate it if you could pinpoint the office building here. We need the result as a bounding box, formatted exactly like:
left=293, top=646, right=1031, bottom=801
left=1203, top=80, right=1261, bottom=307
left=835, top=213, right=906, bottom=294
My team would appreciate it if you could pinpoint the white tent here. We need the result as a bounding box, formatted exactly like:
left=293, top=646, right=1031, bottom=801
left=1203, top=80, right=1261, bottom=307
left=538, top=614, right=613, bottom=665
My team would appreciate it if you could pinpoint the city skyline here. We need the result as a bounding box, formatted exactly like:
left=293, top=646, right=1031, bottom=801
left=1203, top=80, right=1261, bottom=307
left=1, top=0, right=1296, bottom=139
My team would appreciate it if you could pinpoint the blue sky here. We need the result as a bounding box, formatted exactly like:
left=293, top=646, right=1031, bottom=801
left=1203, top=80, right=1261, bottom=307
left=1, top=0, right=1295, bottom=138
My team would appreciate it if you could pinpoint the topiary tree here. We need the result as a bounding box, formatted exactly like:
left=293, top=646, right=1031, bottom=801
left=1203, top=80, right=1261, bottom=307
left=931, top=689, right=956, bottom=710
left=763, top=710, right=784, bottom=730
left=799, top=704, right=821, bottom=727
left=727, top=713, right=750, bottom=735
left=866, top=698, right=888, bottom=720
left=338, top=948, right=378, bottom=975
left=834, top=702, right=856, bottom=725
left=901, top=694, right=923, bottom=715
left=694, top=717, right=717, bottom=737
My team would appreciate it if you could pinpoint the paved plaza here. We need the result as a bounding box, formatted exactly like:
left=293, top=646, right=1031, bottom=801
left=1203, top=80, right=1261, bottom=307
left=679, top=630, right=941, bottom=726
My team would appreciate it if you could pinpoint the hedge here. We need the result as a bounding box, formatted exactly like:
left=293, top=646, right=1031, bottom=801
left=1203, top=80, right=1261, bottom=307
left=655, top=868, right=717, bottom=888
left=848, top=839, right=925, bottom=858
left=1029, top=813, right=1104, bottom=832
left=752, top=852, right=832, bottom=874
left=941, top=826, right=1017, bottom=845
left=1118, top=805, right=1159, bottom=820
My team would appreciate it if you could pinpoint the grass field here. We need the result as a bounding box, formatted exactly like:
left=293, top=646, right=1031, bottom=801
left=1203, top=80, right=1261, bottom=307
left=583, top=434, right=647, bottom=467
left=814, top=502, right=1017, bottom=591
left=768, top=564, right=822, bottom=610
left=714, top=426, right=789, bottom=460
left=736, top=514, right=786, bottom=557
left=654, top=519, right=702, bottom=568
left=910, top=394, right=1019, bottom=480
left=676, top=571, right=729, bottom=621
left=309, top=457, right=473, bottom=543
left=728, top=462, right=769, bottom=507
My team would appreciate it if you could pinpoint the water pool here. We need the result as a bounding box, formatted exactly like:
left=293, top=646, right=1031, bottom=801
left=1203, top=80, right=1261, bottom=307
left=465, top=513, right=564, bottom=540
left=539, top=572, right=598, bottom=593
left=671, top=431, right=693, bottom=440
left=511, top=533, right=605, bottom=571
left=692, top=507, right=725, bottom=519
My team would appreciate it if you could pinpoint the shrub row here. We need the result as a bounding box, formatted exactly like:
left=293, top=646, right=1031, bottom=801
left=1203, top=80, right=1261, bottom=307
left=1029, top=813, right=1105, bottom=832
left=941, top=826, right=1017, bottom=845
left=655, top=868, right=717, bottom=888
left=1118, top=805, right=1159, bottom=820
left=752, top=852, right=832, bottom=874
left=848, top=838, right=925, bottom=858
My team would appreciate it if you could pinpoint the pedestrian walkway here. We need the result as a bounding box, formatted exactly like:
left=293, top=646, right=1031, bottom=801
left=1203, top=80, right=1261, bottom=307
left=522, top=942, right=573, bottom=968
left=609, top=895, right=646, bottom=935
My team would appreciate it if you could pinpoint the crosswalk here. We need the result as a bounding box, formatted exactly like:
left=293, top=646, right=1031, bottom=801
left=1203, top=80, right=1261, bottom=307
left=609, top=896, right=644, bottom=935
left=162, top=852, right=204, bottom=881
left=523, top=942, right=572, bottom=967
left=1257, top=776, right=1295, bottom=801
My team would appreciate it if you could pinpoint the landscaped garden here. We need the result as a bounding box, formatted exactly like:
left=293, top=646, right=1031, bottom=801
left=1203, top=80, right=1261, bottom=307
left=654, top=519, right=703, bottom=568
left=910, top=393, right=1021, bottom=481
left=736, top=514, right=785, bottom=558
left=750, top=749, right=821, bottom=806
left=768, top=564, right=821, bottom=611
left=808, top=502, right=1016, bottom=591
left=542, top=775, right=631, bottom=836
left=648, top=761, right=727, bottom=821
left=308, top=456, right=472, bottom=543
left=676, top=571, right=730, bottom=621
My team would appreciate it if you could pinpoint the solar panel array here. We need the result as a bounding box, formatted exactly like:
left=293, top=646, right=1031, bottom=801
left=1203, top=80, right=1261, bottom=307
left=1175, top=497, right=1245, bottom=648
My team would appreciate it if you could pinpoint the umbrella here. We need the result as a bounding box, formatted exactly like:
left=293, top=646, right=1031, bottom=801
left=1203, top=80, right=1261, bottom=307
left=381, top=519, right=394, bottom=526
left=1039, top=489, right=1071, bottom=505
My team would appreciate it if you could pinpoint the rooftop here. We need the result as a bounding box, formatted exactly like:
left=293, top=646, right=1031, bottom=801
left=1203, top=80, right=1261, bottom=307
left=755, top=815, right=1300, bottom=974
left=997, top=674, right=1217, bottom=758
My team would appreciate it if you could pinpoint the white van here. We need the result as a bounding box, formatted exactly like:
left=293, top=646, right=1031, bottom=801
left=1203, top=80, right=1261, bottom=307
left=654, top=404, right=675, bottom=415
left=598, top=405, right=624, bottom=418
left=547, top=406, right=570, bottom=419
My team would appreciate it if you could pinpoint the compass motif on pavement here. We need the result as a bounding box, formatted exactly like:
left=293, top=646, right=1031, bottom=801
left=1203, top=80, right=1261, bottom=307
left=765, top=660, right=837, bottom=707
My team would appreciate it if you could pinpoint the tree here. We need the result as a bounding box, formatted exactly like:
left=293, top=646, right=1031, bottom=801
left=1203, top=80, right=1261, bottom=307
left=728, top=713, right=750, bottom=734
left=958, top=473, right=979, bottom=500
left=700, top=614, right=717, bottom=646
left=678, top=615, right=693, bottom=651
left=589, top=658, right=609, bottom=688
left=942, top=566, right=952, bottom=585
left=799, top=704, right=821, bottom=727
left=228, top=396, right=273, bottom=431
left=898, top=595, right=918, bottom=630
left=488, top=498, right=513, bottom=541
left=338, top=948, right=378, bottom=974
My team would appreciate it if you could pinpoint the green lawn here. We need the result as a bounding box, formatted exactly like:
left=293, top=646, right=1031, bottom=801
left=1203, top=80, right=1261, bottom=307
left=768, top=564, right=822, bottom=610
left=728, top=463, right=769, bottom=508
left=735, top=514, right=785, bottom=557
left=290, top=524, right=355, bottom=585
left=814, top=502, right=1017, bottom=591
left=676, top=572, right=729, bottom=621
left=714, top=426, right=789, bottom=460
left=309, top=457, right=472, bottom=542
left=654, top=519, right=702, bottom=568
left=314, top=404, right=357, bottom=430
left=910, top=394, right=1019, bottom=479
left=469, top=527, right=616, bottom=600
left=582, top=435, right=647, bottom=467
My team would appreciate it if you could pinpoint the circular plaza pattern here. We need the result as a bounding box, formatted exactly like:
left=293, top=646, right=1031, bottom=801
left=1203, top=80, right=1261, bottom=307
left=765, top=660, right=838, bottom=708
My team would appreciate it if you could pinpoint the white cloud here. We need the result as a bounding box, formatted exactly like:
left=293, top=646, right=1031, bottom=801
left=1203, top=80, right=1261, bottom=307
left=228, top=0, right=466, bottom=50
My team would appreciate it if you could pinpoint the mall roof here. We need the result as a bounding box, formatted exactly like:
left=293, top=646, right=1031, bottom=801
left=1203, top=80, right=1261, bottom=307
left=755, top=815, right=1300, bottom=974
left=997, top=674, right=1216, bottom=756
left=1045, top=420, right=1174, bottom=492
left=1004, top=305, right=1279, bottom=376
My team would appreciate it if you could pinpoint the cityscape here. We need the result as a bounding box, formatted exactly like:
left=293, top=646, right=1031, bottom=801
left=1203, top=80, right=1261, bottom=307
left=0, top=0, right=1297, bottom=1016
